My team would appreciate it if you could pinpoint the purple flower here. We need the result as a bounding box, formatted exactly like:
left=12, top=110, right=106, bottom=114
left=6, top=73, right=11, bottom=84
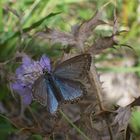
left=40, top=54, right=51, bottom=72
left=11, top=82, right=32, bottom=105
left=11, top=54, right=51, bottom=105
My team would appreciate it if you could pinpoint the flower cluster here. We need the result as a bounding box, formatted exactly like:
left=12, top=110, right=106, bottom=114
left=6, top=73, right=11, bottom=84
left=11, top=54, right=51, bottom=105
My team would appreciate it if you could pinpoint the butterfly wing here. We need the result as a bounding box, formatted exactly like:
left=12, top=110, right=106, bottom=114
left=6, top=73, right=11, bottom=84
left=47, top=82, right=59, bottom=114
left=52, top=54, right=91, bottom=102
left=32, top=75, right=58, bottom=114
left=32, top=75, right=47, bottom=106
left=54, top=76, right=86, bottom=101
left=53, top=54, right=91, bottom=81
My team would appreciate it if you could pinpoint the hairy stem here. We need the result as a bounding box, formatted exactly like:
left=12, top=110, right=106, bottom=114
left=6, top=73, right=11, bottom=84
left=59, top=110, right=91, bottom=140
left=89, top=62, right=105, bottom=111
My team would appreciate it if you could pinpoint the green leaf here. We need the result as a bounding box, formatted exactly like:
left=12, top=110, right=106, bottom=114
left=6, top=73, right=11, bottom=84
left=130, top=111, right=140, bottom=135
left=2, top=12, right=61, bottom=44
left=0, top=116, right=16, bottom=140
left=30, top=134, right=43, bottom=140
left=0, top=0, right=3, bottom=32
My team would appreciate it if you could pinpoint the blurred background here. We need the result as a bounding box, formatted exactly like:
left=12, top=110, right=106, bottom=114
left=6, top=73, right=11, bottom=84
left=0, top=0, right=140, bottom=139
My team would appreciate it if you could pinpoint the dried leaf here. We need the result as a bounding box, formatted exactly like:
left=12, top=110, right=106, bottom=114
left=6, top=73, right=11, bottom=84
left=131, top=97, right=140, bottom=107
left=36, top=10, right=106, bottom=49
left=74, top=11, right=106, bottom=48
left=113, top=106, right=131, bottom=132
left=36, top=27, right=76, bottom=46
left=89, top=35, right=117, bottom=54
left=7, top=133, right=30, bottom=140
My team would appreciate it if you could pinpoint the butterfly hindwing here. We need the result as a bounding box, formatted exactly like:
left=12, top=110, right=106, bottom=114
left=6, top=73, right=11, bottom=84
left=54, top=76, right=86, bottom=102
left=47, top=82, right=59, bottom=114
left=53, top=54, right=91, bottom=81
left=32, top=75, right=58, bottom=114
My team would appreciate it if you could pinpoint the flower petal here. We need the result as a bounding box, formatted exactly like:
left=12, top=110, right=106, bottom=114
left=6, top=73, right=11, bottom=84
left=11, top=82, right=32, bottom=105
left=40, top=55, right=51, bottom=71
left=22, top=55, right=32, bottom=66
left=16, top=65, right=24, bottom=75
left=22, top=88, right=32, bottom=105
left=11, top=54, right=51, bottom=106
left=16, top=55, right=33, bottom=78
left=11, top=82, right=24, bottom=94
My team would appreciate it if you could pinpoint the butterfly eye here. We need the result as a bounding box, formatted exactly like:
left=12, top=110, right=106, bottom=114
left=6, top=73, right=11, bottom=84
left=43, top=69, right=49, bottom=74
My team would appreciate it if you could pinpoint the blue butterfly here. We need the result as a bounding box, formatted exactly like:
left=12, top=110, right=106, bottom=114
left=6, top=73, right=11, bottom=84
left=32, top=54, right=91, bottom=114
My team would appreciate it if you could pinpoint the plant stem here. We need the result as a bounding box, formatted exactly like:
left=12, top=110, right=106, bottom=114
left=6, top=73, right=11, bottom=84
left=59, top=110, right=91, bottom=140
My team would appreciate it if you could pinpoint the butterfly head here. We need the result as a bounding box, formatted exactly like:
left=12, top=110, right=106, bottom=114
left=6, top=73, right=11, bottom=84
left=42, top=67, right=49, bottom=73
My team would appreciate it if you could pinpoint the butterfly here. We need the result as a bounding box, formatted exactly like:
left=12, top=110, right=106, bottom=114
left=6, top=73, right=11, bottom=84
left=32, top=54, right=91, bottom=114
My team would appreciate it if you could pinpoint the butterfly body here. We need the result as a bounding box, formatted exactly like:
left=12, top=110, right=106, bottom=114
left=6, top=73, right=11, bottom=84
left=32, top=54, right=91, bottom=114
left=44, top=73, right=62, bottom=102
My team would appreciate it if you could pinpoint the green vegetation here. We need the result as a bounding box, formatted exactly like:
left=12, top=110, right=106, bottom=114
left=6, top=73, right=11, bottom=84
left=0, top=0, right=140, bottom=139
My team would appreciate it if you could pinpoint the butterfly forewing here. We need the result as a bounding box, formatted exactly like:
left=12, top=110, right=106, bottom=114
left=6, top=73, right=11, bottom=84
left=32, top=75, right=59, bottom=114
left=53, top=54, right=91, bottom=81
left=32, top=75, right=48, bottom=106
